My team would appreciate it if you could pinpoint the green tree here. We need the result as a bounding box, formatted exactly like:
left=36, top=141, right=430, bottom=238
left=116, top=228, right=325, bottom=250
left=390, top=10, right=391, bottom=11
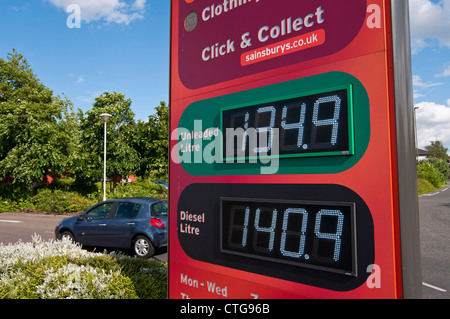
left=0, top=49, right=73, bottom=190
left=78, top=92, right=140, bottom=187
left=149, top=101, right=169, bottom=181
left=133, top=101, right=168, bottom=181
left=425, top=141, right=448, bottom=162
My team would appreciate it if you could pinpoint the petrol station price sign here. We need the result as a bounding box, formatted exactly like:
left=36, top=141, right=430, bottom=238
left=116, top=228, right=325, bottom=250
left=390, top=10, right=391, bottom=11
left=221, top=85, right=354, bottom=159
left=169, top=0, right=422, bottom=299
left=220, top=197, right=357, bottom=276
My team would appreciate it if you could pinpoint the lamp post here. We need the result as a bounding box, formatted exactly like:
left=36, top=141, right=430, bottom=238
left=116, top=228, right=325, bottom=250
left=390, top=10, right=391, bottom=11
left=100, top=113, right=112, bottom=201
left=414, top=106, right=419, bottom=161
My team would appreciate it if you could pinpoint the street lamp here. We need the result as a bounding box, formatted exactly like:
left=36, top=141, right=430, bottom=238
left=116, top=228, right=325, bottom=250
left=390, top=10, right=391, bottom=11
left=100, top=113, right=112, bottom=201
left=414, top=106, right=419, bottom=161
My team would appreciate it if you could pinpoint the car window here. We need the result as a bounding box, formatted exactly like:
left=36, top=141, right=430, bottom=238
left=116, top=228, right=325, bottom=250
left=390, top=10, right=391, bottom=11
left=85, top=203, right=113, bottom=220
left=114, top=202, right=140, bottom=219
left=151, top=201, right=168, bottom=217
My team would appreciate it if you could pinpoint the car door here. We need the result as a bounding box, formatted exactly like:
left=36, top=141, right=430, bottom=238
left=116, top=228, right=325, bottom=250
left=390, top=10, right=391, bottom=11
left=107, top=201, right=141, bottom=247
left=73, top=202, right=114, bottom=246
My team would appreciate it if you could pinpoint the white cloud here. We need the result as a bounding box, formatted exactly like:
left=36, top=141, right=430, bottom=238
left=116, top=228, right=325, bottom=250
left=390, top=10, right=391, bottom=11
left=132, top=0, right=146, bottom=10
left=415, top=101, right=450, bottom=149
left=75, top=75, right=86, bottom=84
left=68, top=73, right=86, bottom=84
left=413, top=75, right=443, bottom=88
left=434, top=65, right=450, bottom=78
left=77, top=90, right=102, bottom=103
left=414, top=90, right=426, bottom=99
left=46, top=0, right=147, bottom=25
left=409, top=0, right=450, bottom=51
left=413, top=75, right=444, bottom=99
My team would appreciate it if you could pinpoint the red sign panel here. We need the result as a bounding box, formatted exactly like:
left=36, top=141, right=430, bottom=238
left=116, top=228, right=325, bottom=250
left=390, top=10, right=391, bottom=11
left=177, top=0, right=367, bottom=88
left=169, top=0, right=412, bottom=299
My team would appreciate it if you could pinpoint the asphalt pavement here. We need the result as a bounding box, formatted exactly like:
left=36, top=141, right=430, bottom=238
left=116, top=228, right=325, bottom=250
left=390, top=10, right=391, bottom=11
left=0, top=212, right=63, bottom=243
left=419, top=185, right=450, bottom=299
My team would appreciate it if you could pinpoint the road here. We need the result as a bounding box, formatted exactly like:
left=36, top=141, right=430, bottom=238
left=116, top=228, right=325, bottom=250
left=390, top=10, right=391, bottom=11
left=419, top=185, right=450, bottom=299
left=0, top=189, right=448, bottom=298
left=0, top=212, right=62, bottom=243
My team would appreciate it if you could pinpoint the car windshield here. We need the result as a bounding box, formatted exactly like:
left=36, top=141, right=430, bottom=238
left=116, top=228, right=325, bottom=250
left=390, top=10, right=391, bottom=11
left=151, top=200, right=168, bottom=217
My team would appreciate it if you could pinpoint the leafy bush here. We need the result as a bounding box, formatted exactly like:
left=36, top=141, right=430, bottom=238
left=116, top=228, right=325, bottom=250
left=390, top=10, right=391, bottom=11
left=417, top=159, right=447, bottom=188
left=112, top=253, right=168, bottom=299
left=0, top=198, right=28, bottom=213
left=0, top=177, right=166, bottom=214
left=0, top=184, right=32, bottom=213
left=426, top=157, right=449, bottom=180
left=0, top=235, right=167, bottom=299
left=106, top=177, right=167, bottom=199
left=31, top=189, right=95, bottom=214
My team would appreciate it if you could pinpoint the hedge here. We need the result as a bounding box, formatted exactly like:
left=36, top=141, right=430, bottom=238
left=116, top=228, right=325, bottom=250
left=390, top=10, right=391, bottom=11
left=0, top=235, right=167, bottom=299
left=417, top=159, right=447, bottom=188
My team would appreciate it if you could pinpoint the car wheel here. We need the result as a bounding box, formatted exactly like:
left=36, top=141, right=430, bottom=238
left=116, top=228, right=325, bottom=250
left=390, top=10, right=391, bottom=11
left=60, top=231, right=75, bottom=242
left=133, top=235, right=155, bottom=258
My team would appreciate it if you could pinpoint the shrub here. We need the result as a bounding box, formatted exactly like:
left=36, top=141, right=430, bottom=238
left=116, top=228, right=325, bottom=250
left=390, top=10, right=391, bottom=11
left=0, top=177, right=167, bottom=214
left=427, top=157, right=449, bottom=180
left=107, top=178, right=167, bottom=199
left=417, top=160, right=447, bottom=188
left=31, top=189, right=95, bottom=214
left=0, top=184, right=33, bottom=213
left=113, top=253, right=167, bottom=299
left=0, top=198, right=29, bottom=213
left=0, top=235, right=167, bottom=299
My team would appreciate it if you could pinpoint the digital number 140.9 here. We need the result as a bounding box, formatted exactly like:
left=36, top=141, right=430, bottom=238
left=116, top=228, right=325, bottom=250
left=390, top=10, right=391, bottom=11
left=228, top=206, right=345, bottom=263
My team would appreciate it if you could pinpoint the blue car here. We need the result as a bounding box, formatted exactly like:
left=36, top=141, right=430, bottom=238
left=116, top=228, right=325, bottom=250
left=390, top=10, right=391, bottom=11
left=55, top=197, right=167, bottom=258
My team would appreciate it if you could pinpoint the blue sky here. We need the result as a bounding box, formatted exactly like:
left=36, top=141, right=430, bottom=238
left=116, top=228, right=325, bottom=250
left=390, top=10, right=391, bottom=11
left=0, top=0, right=170, bottom=121
left=1, top=0, right=450, bottom=151
left=410, top=0, right=450, bottom=151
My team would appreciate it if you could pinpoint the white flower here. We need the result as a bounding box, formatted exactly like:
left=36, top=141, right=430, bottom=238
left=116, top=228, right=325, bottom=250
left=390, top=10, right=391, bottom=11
left=0, top=235, right=131, bottom=299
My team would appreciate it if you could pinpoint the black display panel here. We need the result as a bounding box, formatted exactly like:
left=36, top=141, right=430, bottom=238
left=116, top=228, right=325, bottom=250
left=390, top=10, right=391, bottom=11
left=221, top=198, right=357, bottom=276
left=177, top=183, right=375, bottom=291
left=221, top=87, right=354, bottom=160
